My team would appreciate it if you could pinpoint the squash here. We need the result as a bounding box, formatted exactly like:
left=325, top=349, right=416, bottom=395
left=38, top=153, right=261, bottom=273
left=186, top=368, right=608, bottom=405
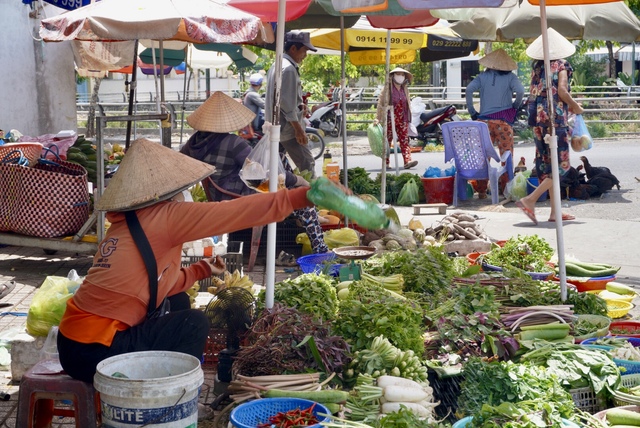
left=317, top=209, right=330, bottom=217
left=408, top=218, right=424, bottom=231
left=323, top=215, right=341, bottom=225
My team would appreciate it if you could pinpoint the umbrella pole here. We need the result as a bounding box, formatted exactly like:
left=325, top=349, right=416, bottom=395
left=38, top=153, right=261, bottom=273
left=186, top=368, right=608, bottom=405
left=159, top=40, right=172, bottom=148
left=264, top=0, right=287, bottom=310
left=540, top=0, right=567, bottom=301
left=179, top=52, right=188, bottom=146
left=340, top=16, right=348, bottom=191
left=125, top=41, right=139, bottom=150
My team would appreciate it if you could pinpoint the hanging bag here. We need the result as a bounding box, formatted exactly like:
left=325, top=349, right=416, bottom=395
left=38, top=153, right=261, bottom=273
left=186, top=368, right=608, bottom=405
left=0, top=148, right=90, bottom=238
left=570, top=114, right=593, bottom=152
left=239, top=126, right=286, bottom=192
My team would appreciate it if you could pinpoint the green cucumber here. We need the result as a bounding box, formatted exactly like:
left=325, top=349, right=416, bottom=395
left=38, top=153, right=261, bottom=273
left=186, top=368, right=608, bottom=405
left=565, top=262, right=618, bottom=278
left=321, top=402, right=341, bottom=414
left=606, top=408, right=640, bottom=426
left=263, top=388, right=349, bottom=404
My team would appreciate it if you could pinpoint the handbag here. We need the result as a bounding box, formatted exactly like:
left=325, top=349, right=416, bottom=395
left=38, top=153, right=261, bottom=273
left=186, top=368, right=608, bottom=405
left=0, top=152, right=89, bottom=237
left=125, top=211, right=170, bottom=319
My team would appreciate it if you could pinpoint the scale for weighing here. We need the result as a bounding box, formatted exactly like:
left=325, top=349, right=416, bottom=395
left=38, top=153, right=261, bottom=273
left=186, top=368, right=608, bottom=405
left=333, top=246, right=376, bottom=281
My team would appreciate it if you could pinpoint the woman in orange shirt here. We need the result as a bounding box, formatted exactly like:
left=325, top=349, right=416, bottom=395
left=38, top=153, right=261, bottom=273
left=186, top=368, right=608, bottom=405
left=57, top=137, right=314, bottom=383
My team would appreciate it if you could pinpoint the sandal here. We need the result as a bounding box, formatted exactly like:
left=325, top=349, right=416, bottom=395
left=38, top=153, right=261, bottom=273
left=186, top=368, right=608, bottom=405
left=515, top=200, right=537, bottom=225
left=0, top=281, right=15, bottom=300
left=548, top=213, right=576, bottom=222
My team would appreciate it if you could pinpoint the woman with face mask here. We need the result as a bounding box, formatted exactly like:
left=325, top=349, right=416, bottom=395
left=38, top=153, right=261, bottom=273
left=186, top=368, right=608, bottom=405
left=375, top=67, right=418, bottom=170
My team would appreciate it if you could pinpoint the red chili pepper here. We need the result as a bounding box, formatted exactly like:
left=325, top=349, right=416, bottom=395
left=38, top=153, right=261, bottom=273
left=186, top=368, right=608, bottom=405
left=256, top=405, right=319, bottom=428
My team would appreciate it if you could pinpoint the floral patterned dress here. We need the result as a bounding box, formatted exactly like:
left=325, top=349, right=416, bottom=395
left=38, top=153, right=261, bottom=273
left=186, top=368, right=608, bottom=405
left=528, top=59, right=573, bottom=181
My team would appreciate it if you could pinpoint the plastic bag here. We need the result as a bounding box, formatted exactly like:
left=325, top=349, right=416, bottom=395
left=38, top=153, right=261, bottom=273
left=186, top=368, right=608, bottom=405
left=410, top=97, right=426, bottom=127
left=26, top=271, right=82, bottom=337
left=504, top=171, right=531, bottom=202
left=444, top=165, right=456, bottom=177
left=423, top=166, right=442, bottom=178
left=570, top=114, right=593, bottom=152
left=323, top=227, right=360, bottom=250
left=397, top=179, right=419, bottom=206
left=367, top=123, right=384, bottom=158
left=239, top=126, right=286, bottom=192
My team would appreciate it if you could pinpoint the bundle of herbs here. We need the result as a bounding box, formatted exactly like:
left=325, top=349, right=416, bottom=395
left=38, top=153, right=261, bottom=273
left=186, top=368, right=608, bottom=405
left=457, top=357, right=576, bottom=422
left=233, top=303, right=350, bottom=377
left=363, top=247, right=455, bottom=299
left=333, top=281, right=425, bottom=356
left=424, top=281, right=518, bottom=364
left=257, top=273, right=338, bottom=322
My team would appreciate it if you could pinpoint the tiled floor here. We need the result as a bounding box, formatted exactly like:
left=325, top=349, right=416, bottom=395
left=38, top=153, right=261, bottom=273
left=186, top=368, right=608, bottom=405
left=0, top=244, right=298, bottom=427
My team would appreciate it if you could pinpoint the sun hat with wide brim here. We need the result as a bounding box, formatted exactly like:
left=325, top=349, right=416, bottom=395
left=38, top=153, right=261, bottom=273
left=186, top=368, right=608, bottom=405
left=526, top=27, right=576, bottom=60
left=95, top=138, right=215, bottom=212
left=389, top=67, right=413, bottom=83
left=478, top=49, right=517, bottom=71
left=187, top=91, right=256, bottom=133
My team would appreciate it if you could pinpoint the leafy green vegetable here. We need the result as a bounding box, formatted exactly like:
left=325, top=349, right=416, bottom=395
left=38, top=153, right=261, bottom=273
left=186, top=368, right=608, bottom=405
left=334, top=281, right=425, bottom=355
left=257, top=273, right=338, bottom=322
left=457, top=357, right=576, bottom=420
left=375, top=408, right=450, bottom=427
left=471, top=400, right=567, bottom=427
left=364, top=247, right=455, bottom=298
left=483, top=235, right=554, bottom=273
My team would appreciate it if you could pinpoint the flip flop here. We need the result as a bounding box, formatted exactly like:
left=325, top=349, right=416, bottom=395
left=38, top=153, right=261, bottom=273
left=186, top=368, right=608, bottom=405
left=515, top=200, right=537, bottom=225
left=548, top=213, right=576, bottom=222
left=0, top=281, right=15, bottom=300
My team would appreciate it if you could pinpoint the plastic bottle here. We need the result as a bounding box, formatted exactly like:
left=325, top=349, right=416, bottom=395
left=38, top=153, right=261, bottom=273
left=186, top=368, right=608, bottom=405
left=322, top=149, right=332, bottom=177
left=307, top=177, right=390, bottom=230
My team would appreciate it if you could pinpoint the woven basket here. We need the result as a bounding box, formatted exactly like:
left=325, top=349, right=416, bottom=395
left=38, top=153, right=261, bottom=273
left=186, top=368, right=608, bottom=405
left=0, top=142, right=43, bottom=166
left=573, top=314, right=611, bottom=343
left=608, top=300, right=634, bottom=319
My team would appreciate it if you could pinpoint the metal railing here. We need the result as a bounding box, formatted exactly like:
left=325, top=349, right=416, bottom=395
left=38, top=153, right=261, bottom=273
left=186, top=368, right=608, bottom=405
left=77, top=85, right=640, bottom=132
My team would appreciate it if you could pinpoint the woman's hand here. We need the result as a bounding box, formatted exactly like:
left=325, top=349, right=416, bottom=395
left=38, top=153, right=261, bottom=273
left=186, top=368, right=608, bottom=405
left=570, top=102, right=584, bottom=115
left=204, top=255, right=226, bottom=276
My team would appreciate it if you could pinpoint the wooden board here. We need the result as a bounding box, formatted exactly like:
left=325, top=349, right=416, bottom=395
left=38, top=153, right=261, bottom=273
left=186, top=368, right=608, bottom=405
left=412, top=203, right=447, bottom=215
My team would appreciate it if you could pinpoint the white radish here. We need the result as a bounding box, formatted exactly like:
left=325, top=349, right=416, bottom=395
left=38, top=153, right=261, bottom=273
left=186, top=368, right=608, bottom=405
left=381, top=402, right=433, bottom=418
left=417, top=399, right=440, bottom=409
left=383, top=385, right=430, bottom=403
left=377, top=375, right=425, bottom=390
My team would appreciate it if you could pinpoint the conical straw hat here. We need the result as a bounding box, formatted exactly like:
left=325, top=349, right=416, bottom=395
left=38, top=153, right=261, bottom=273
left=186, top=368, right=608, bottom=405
left=478, top=49, right=517, bottom=71
left=95, top=138, right=215, bottom=212
left=526, top=27, right=575, bottom=60
left=187, top=91, right=256, bottom=133
left=389, top=67, right=413, bottom=83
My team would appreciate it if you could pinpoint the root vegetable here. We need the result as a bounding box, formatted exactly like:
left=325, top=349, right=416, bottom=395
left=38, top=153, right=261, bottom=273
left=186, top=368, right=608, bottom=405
left=381, top=402, right=433, bottom=418
left=376, top=375, right=424, bottom=390
left=383, top=385, right=430, bottom=402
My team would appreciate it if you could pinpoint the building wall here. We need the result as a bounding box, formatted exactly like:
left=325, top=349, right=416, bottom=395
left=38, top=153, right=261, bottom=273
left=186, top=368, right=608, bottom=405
left=0, top=1, right=76, bottom=136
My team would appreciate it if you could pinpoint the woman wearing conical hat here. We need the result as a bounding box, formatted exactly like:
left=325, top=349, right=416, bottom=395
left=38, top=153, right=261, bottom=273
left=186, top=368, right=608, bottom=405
left=376, top=67, right=418, bottom=170
left=56, top=136, right=317, bottom=384
left=466, top=48, right=525, bottom=198
left=516, top=28, right=583, bottom=224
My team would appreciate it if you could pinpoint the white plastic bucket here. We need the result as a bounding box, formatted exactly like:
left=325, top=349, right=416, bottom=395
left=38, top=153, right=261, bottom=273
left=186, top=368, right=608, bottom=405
left=94, top=351, right=204, bottom=428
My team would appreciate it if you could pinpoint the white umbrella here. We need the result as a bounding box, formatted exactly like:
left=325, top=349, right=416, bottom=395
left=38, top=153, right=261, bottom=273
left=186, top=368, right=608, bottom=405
left=448, top=1, right=640, bottom=43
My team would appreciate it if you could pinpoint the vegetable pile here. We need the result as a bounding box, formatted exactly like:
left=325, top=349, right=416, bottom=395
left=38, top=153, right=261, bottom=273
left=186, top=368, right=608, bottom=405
left=483, top=234, right=554, bottom=273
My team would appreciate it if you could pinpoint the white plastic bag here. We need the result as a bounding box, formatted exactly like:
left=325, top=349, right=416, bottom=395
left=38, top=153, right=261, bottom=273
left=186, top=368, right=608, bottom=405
left=239, top=126, right=286, bottom=192
left=410, top=97, right=426, bottom=127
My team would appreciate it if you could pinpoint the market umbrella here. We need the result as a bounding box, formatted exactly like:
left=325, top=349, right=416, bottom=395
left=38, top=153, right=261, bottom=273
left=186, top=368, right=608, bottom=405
left=448, top=1, right=640, bottom=43
left=40, top=0, right=271, bottom=147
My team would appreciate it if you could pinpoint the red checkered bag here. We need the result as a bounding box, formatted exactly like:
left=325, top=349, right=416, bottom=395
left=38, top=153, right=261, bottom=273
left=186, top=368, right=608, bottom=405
left=0, top=158, right=90, bottom=238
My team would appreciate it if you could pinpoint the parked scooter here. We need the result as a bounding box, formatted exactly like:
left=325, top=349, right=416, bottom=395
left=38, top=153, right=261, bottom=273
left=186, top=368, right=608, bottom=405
left=412, top=104, right=459, bottom=144
left=308, top=100, right=342, bottom=138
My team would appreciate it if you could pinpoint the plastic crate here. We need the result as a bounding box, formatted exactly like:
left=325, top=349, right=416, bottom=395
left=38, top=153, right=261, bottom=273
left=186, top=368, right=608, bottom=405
left=229, top=218, right=304, bottom=258
left=202, top=328, right=227, bottom=367
left=181, top=241, right=243, bottom=288
left=581, top=337, right=640, bottom=374
left=570, top=386, right=607, bottom=413
left=612, top=374, right=640, bottom=406
left=230, top=398, right=330, bottom=428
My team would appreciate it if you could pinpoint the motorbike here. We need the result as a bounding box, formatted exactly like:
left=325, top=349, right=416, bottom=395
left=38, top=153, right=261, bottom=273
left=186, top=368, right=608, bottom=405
left=412, top=104, right=459, bottom=144
left=308, top=100, right=342, bottom=138
left=240, top=107, right=326, bottom=160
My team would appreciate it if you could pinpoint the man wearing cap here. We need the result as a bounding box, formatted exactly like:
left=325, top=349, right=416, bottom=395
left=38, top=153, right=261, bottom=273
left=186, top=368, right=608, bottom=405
left=265, top=30, right=318, bottom=177
left=244, top=72, right=265, bottom=134
left=376, top=67, right=418, bottom=170
left=56, top=137, right=317, bottom=384
left=466, top=49, right=525, bottom=198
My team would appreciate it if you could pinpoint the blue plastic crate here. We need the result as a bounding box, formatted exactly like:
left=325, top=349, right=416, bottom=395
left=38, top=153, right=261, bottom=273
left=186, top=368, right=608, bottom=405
left=230, top=398, right=330, bottom=428
left=297, top=252, right=337, bottom=274
left=581, top=337, right=640, bottom=374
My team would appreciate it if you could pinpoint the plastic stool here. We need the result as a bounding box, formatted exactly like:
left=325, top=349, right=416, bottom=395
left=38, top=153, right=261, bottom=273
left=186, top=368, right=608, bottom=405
left=16, top=359, right=101, bottom=428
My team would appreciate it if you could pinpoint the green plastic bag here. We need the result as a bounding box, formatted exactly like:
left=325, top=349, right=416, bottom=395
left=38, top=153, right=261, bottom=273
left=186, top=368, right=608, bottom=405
left=26, top=273, right=81, bottom=337
left=397, top=179, right=420, bottom=206
left=367, top=123, right=384, bottom=158
left=504, top=171, right=531, bottom=202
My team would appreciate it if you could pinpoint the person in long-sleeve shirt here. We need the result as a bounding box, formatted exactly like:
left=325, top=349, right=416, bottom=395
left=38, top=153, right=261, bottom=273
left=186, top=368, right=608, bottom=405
left=57, top=137, right=315, bottom=383
left=264, top=30, right=317, bottom=177
left=466, top=49, right=525, bottom=198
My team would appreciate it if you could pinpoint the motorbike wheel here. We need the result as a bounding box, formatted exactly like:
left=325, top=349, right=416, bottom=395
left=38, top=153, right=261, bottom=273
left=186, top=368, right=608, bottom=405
left=306, top=129, right=325, bottom=160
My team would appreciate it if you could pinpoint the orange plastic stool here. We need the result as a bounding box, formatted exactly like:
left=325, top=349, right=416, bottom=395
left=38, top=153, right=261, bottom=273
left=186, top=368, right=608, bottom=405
left=16, top=360, right=101, bottom=428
